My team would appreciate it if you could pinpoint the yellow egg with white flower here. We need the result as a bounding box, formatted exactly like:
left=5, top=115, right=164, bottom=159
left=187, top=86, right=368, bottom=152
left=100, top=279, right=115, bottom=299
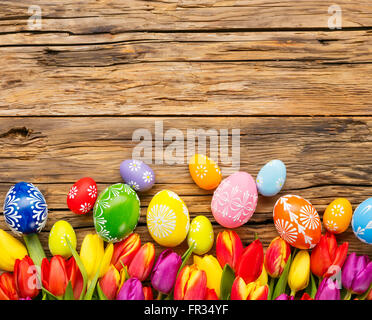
left=48, top=220, right=77, bottom=258
left=147, top=190, right=190, bottom=247
left=187, top=215, right=214, bottom=255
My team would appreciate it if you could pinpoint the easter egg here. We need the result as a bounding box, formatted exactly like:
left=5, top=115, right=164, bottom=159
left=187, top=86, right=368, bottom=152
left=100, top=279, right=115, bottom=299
left=93, top=183, right=140, bottom=243
left=352, top=197, right=372, bottom=244
left=120, top=159, right=155, bottom=192
left=49, top=220, right=77, bottom=258
left=67, top=177, right=97, bottom=215
left=189, top=154, right=222, bottom=190
left=187, top=215, right=214, bottom=255
left=211, top=172, right=258, bottom=228
left=3, top=182, right=48, bottom=235
left=147, top=190, right=190, bottom=247
left=323, top=198, right=353, bottom=234
left=273, top=195, right=321, bottom=249
left=256, top=160, right=286, bottom=196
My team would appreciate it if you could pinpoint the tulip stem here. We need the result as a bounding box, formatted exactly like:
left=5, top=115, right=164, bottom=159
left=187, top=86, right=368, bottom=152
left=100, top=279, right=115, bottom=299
left=157, top=292, right=164, bottom=300
left=344, top=291, right=352, bottom=300
left=268, top=278, right=275, bottom=300
left=23, top=233, right=46, bottom=267
left=290, top=290, right=296, bottom=298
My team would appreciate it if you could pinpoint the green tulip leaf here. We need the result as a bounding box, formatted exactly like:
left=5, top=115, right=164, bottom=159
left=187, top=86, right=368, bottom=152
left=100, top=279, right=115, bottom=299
left=84, top=261, right=103, bottom=300
left=63, top=281, right=75, bottom=300
left=358, top=281, right=372, bottom=300
left=65, top=236, right=88, bottom=300
left=97, top=282, right=108, bottom=300
left=305, top=273, right=317, bottom=298
left=272, top=253, right=292, bottom=300
left=268, top=277, right=276, bottom=300
left=220, top=264, right=235, bottom=300
left=41, top=287, right=61, bottom=300
left=119, top=261, right=130, bottom=280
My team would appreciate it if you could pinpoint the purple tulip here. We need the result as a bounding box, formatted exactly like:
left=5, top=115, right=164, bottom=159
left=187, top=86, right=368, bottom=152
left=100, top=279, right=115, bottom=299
left=117, top=278, right=144, bottom=300
left=151, top=249, right=182, bottom=294
left=315, top=278, right=340, bottom=300
left=342, top=253, right=372, bottom=294
left=275, top=293, right=294, bottom=300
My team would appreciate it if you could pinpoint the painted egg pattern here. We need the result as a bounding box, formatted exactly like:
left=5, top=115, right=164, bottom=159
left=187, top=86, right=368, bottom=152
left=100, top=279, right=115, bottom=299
left=273, top=195, right=321, bottom=249
left=352, top=197, right=372, bottom=245
left=211, top=172, right=258, bottom=228
left=67, top=177, right=97, bottom=215
left=187, top=215, right=214, bottom=255
left=189, top=154, right=222, bottom=190
left=94, top=183, right=140, bottom=243
left=3, top=182, right=48, bottom=235
left=120, top=159, right=155, bottom=192
left=323, top=198, right=352, bottom=234
left=147, top=190, right=190, bottom=247
left=49, top=220, right=77, bottom=258
left=256, top=160, right=286, bottom=196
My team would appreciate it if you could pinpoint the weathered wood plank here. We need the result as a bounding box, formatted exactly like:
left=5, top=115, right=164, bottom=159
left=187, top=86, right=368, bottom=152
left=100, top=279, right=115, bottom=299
left=0, top=0, right=371, bottom=32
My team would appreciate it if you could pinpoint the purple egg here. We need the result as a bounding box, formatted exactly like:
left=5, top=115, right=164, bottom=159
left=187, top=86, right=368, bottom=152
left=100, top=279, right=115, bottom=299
left=120, top=160, right=155, bottom=192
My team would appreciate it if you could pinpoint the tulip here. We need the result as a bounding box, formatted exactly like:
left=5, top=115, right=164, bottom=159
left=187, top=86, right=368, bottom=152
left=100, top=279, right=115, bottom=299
left=80, top=234, right=113, bottom=281
left=205, top=288, right=219, bottom=300
left=315, top=277, right=340, bottom=300
left=99, top=265, right=120, bottom=300
left=216, top=230, right=243, bottom=270
left=66, top=257, right=84, bottom=300
left=300, top=293, right=313, bottom=300
left=342, top=253, right=372, bottom=297
left=174, top=264, right=207, bottom=300
left=117, top=278, right=144, bottom=300
left=111, top=233, right=141, bottom=271
left=14, top=256, right=40, bottom=299
left=143, top=286, right=153, bottom=300
left=128, top=242, right=155, bottom=281
left=366, top=287, right=372, bottom=300
left=257, top=265, right=268, bottom=286
left=0, top=229, right=28, bottom=272
left=310, top=232, right=348, bottom=278
left=194, top=255, right=222, bottom=297
left=41, top=255, right=69, bottom=297
left=151, top=249, right=182, bottom=294
left=264, top=236, right=291, bottom=278
left=236, top=239, right=263, bottom=284
left=231, top=277, right=268, bottom=300
left=0, top=272, right=18, bottom=300
left=288, top=250, right=310, bottom=296
left=275, top=293, right=294, bottom=300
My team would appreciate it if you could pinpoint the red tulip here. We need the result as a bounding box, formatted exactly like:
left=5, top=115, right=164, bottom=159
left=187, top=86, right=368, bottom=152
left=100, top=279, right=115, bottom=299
left=66, top=257, right=84, bottom=300
left=216, top=230, right=243, bottom=270
left=310, top=232, right=348, bottom=278
left=14, top=256, right=39, bottom=299
left=300, top=292, right=313, bottom=300
left=143, top=286, right=153, bottom=300
left=236, top=239, right=264, bottom=284
left=231, top=277, right=268, bottom=300
left=41, top=255, right=68, bottom=297
left=99, top=264, right=120, bottom=300
left=264, top=236, right=291, bottom=278
left=174, top=265, right=207, bottom=300
left=111, top=233, right=141, bottom=271
left=128, top=243, right=155, bottom=281
left=205, top=288, right=219, bottom=300
left=0, top=272, right=18, bottom=300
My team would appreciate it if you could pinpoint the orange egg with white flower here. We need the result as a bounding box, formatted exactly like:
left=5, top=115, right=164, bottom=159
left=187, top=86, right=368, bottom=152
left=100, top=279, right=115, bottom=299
left=273, top=195, right=321, bottom=250
left=189, top=154, right=222, bottom=190
left=323, top=198, right=352, bottom=234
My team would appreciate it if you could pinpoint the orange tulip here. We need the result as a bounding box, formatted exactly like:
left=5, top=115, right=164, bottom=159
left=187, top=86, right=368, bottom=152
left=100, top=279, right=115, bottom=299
left=0, top=272, right=18, bottom=300
left=205, top=288, right=219, bottom=300
left=231, top=276, right=268, bottom=300
left=174, top=264, right=207, bottom=300
left=66, top=256, right=84, bottom=300
left=236, top=239, right=264, bottom=284
left=264, top=236, right=291, bottom=278
left=111, top=233, right=141, bottom=271
left=128, top=243, right=155, bottom=281
left=14, top=256, right=39, bottom=299
left=99, top=264, right=120, bottom=300
left=216, top=230, right=243, bottom=270
left=41, top=255, right=69, bottom=297
left=143, top=286, right=153, bottom=300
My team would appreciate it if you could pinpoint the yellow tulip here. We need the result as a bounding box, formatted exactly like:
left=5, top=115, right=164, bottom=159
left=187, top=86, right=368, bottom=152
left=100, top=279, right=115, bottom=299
left=0, top=229, right=28, bottom=272
left=257, top=265, right=268, bottom=286
left=193, top=254, right=222, bottom=297
left=288, top=250, right=310, bottom=296
left=80, top=233, right=113, bottom=281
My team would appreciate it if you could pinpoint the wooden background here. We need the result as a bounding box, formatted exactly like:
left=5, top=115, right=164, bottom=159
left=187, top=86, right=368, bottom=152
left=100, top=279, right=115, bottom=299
left=0, top=0, right=372, bottom=263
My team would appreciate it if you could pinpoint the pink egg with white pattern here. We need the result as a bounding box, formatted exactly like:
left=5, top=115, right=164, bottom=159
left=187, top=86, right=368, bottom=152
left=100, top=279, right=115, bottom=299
left=211, top=172, right=258, bottom=228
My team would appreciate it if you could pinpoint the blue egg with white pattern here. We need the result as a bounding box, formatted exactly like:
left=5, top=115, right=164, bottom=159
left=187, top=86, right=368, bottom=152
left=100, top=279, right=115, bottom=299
left=120, top=159, right=155, bottom=192
left=3, top=182, right=48, bottom=235
left=256, top=160, right=286, bottom=197
left=352, top=197, right=372, bottom=245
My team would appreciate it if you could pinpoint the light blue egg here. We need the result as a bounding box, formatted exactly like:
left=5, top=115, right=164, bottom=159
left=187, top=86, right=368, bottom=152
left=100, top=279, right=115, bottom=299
left=256, top=160, right=286, bottom=196
left=352, top=197, right=372, bottom=245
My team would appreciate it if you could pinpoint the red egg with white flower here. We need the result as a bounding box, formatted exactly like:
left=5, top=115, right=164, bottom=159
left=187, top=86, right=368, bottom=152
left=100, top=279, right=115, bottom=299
left=273, top=195, right=321, bottom=249
left=67, top=177, right=97, bottom=215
